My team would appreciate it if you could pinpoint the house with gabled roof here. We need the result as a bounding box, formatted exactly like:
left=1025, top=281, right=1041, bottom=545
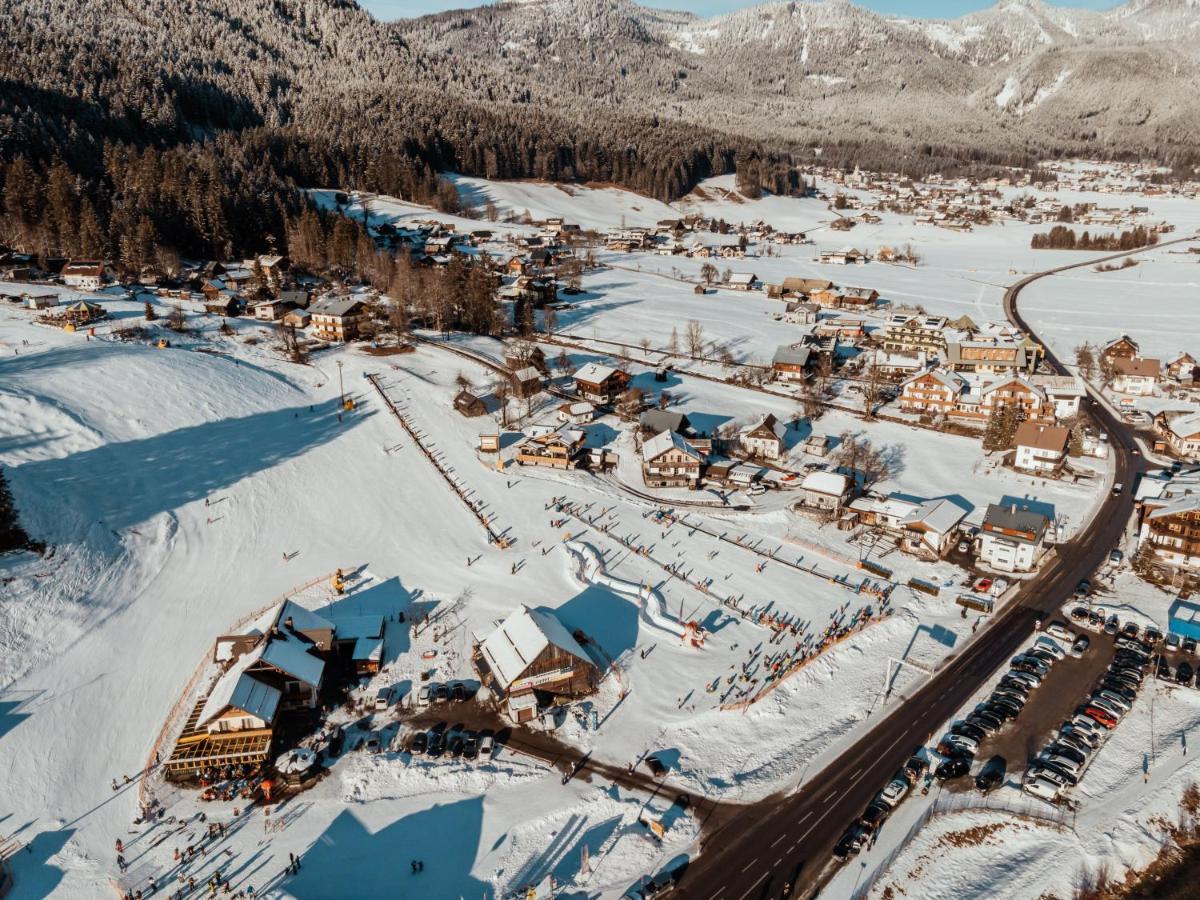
left=642, top=429, right=705, bottom=488
left=740, top=413, right=787, bottom=461
left=516, top=427, right=585, bottom=469
left=572, top=363, right=630, bottom=405
left=1111, top=356, right=1160, bottom=395
left=472, top=604, right=599, bottom=722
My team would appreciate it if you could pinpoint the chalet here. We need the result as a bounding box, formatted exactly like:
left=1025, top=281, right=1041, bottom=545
left=836, top=286, right=879, bottom=309
left=472, top=604, right=600, bottom=722
left=1032, top=374, right=1085, bottom=420
left=771, top=345, right=812, bottom=383
left=253, top=299, right=289, bottom=321
left=282, top=309, right=311, bottom=329
left=740, top=413, right=787, bottom=461
left=1167, top=353, right=1198, bottom=383
left=454, top=389, right=487, bottom=418
left=978, top=503, right=1050, bottom=572
left=1111, top=356, right=1160, bottom=395
left=804, top=434, right=833, bottom=457
left=510, top=366, right=544, bottom=399
left=572, top=363, right=630, bottom=406
left=724, top=272, right=758, bottom=291
left=309, top=297, right=367, bottom=343
left=557, top=401, right=596, bottom=426
left=882, top=314, right=948, bottom=355
left=814, top=318, right=864, bottom=341
left=847, top=492, right=968, bottom=559
left=944, top=340, right=1030, bottom=375
left=899, top=368, right=966, bottom=417
left=819, top=248, right=867, bottom=266
left=61, top=259, right=106, bottom=290
left=1100, top=335, right=1140, bottom=365
left=798, top=471, right=851, bottom=512
left=639, top=409, right=693, bottom=436
left=1153, top=411, right=1200, bottom=461
left=204, top=294, right=241, bottom=317
left=642, top=429, right=704, bottom=488
left=767, top=277, right=829, bottom=300
left=516, top=428, right=585, bottom=469
left=978, top=376, right=1053, bottom=423
left=1136, top=468, right=1200, bottom=571
left=868, top=349, right=927, bottom=379
left=782, top=301, right=820, bottom=324
left=504, top=344, right=548, bottom=375
left=278, top=289, right=310, bottom=309
left=1013, top=422, right=1069, bottom=474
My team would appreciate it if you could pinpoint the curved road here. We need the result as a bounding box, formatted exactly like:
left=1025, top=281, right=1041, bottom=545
left=673, top=236, right=1196, bottom=900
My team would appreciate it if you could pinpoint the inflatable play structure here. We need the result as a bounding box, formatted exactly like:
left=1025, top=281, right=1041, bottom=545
left=563, top=537, right=704, bottom=647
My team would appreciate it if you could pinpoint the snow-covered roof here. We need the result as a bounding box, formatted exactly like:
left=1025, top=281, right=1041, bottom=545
left=278, top=599, right=334, bottom=635
left=478, top=604, right=590, bottom=693
left=1166, top=413, right=1200, bottom=440
left=573, top=363, right=618, bottom=384
left=260, top=632, right=325, bottom=687
left=742, top=413, right=787, bottom=442
left=900, top=498, right=968, bottom=535
left=800, top=471, right=849, bottom=496
left=512, top=366, right=542, bottom=382
left=642, top=429, right=702, bottom=463
left=327, top=614, right=383, bottom=641
left=352, top=636, right=384, bottom=663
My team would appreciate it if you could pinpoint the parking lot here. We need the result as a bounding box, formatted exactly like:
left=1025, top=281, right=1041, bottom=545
left=947, top=626, right=1118, bottom=788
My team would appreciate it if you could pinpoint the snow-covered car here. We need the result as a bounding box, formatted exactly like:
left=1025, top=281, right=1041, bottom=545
left=374, top=688, right=392, bottom=711
left=1023, top=776, right=1062, bottom=802
left=477, top=731, right=496, bottom=759
left=878, top=775, right=910, bottom=808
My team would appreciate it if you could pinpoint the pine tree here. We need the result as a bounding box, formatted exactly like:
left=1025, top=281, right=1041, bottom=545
left=144, top=300, right=158, bottom=321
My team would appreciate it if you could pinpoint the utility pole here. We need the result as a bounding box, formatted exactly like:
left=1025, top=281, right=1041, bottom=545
left=337, top=360, right=345, bottom=408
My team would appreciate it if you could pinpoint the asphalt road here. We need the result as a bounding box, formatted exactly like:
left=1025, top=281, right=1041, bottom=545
left=672, top=238, right=1199, bottom=900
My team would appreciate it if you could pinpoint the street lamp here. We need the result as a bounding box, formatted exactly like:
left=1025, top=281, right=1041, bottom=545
left=337, top=360, right=345, bottom=409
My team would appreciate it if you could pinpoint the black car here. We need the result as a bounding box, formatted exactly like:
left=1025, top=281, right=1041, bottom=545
left=981, top=701, right=1017, bottom=722
left=327, top=725, right=346, bottom=757
left=1026, top=649, right=1057, bottom=666
left=903, top=755, right=929, bottom=783
left=1047, top=743, right=1086, bottom=765
left=935, top=757, right=971, bottom=781
left=1158, top=661, right=1173, bottom=680
left=974, top=756, right=1007, bottom=793
left=1184, top=637, right=1198, bottom=655
left=860, top=801, right=891, bottom=831
left=833, top=824, right=868, bottom=859
left=1070, top=606, right=1089, bottom=622
left=1145, top=628, right=1164, bottom=645
left=971, top=710, right=1005, bottom=730
left=998, top=676, right=1031, bottom=695
left=450, top=681, right=467, bottom=702
left=1105, top=615, right=1120, bottom=635
left=1177, top=662, right=1195, bottom=684
left=448, top=733, right=464, bottom=757
left=1121, top=622, right=1141, bottom=639
left=427, top=731, right=446, bottom=758
left=1100, top=681, right=1137, bottom=702
left=462, top=730, right=478, bottom=760
left=1075, top=579, right=1091, bottom=597
left=1087, top=610, right=1104, bottom=628
left=410, top=731, right=428, bottom=754
left=1038, top=760, right=1079, bottom=786
left=951, top=722, right=987, bottom=743
left=993, top=689, right=1027, bottom=708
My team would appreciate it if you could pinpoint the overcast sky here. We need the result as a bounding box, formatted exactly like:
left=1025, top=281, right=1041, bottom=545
left=363, top=0, right=1114, bottom=21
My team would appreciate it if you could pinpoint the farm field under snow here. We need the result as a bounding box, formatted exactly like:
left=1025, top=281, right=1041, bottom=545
left=3, top=170, right=1200, bottom=898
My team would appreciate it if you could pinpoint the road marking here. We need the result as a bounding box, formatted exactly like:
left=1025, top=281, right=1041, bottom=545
left=773, top=858, right=781, bottom=867
left=791, top=842, right=799, bottom=852
left=823, top=789, right=836, bottom=802
left=771, top=833, right=786, bottom=847
left=735, top=873, right=768, bottom=900
left=796, top=810, right=812, bottom=826
left=850, top=767, right=863, bottom=780
left=741, top=858, right=758, bottom=873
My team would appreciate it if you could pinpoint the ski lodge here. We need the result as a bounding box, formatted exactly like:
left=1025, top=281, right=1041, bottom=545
left=472, top=605, right=600, bottom=723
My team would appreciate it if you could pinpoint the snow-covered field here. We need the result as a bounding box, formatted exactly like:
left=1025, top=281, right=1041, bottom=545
left=3, top=169, right=1199, bottom=898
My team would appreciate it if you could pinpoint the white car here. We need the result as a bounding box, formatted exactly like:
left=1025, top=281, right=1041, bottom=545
left=417, top=683, right=435, bottom=708
left=1023, top=776, right=1061, bottom=802
left=1095, top=690, right=1132, bottom=713
left=879, top=776, right=910, bottom=808
left=374, top=687, right=392, bottom=711
left=1039, top=752, right=1082, bottom=776
left=943, top=733, right=979, bottom=755
left=1045, top=622, right=1074, bottom=642
left=477, top=732, right=495, bottom=759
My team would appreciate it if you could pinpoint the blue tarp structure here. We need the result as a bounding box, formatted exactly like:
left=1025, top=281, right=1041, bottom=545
left=1168, top=597, right=1200, bottom=641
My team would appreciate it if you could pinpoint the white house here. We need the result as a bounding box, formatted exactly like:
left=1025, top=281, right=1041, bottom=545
left=1032, top=374, right=1085, bottom=420
left=739, top=413, right=787, bottom=460
left=1013, top=421, right=1069, bottom=474
left=1111, top=356, right=1160, bottom=395
left=798, top=471, right=850, bottom=511
left=61, top=260, right=105, bottom=290
left=978, top=503, right=1050, bottom=572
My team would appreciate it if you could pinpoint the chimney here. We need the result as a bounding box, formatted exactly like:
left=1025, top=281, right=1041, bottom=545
left=1010, top=504, right=1017, bottom=515
left=285, top=615, right=294, bottom=632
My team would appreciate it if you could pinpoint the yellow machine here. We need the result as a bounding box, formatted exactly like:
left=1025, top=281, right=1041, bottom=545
left=331, top=568, right=345, bottom=594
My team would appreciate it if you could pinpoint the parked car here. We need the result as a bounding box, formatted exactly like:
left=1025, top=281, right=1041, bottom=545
left=478, top=730, right=496, bottom=759
left=951, top=722, right=987, bottom=743
left=1046, top=622, right=1074, bottom=642
left=1034, top=638, right=1065, bottom=660
left=1099, top=681, right=1137, bottom=703
left=1184, top=637, right=1198, bottom=656
left=1089, top=696, right=1125, bottom=719
left=1083, top=706, right=1118, bottom=729
left=1177, top=662, right=1195, bottom=685
left=935, top=757, right=971, bottom=781
left=966, top=711, right=1002, bottom=733
left=450, top=681, right=467, bottom=702
left=860, top=800, right=891, bottom=831
left=645, top=755, right=668, bottom=778
left=410, top=731, right=428, bottom=754
left=1040, top=752, right=1082, bottom=776
left=1069, top=606, right=1089, bottom=622
left=1046, top=743, right=1086, bottom=766
left=434, top=683, right=450, bottom=703
left=992, top=689, right=1027, bottom=709
left=1120, top=622, right=1140, bottom=640
left=417, top=683, right=436, bottom=708
left=1023, top=776, right=1062, bottom=802
left=1027, top=766, right=1071, bottom=789
left=903, top=755, right=929, bottom=783
left=1005, top=669, right=1041, bottom=689
left=1109, top=549, right=1123, bottom=564
left=461, top=730, right=478, bottom=760
left=1071, top=635, right=1090, bottom=657
left=1075, top=580, right=1092, bottom=598
left=833, top=823, right=869, bottom=859
left=1158, top=660, right=1173, bottom=680
left=1055, top=733, right=1091, bottom=757
left=1104, top=615, right=1120, bottom=635
left=879, top=774, right=910, bottom=808
left=374, top=688, right=392, bottom=711
left=974, top=756, right=1007, bottom=794
left=1145, top=628, right=1164, bottom=646
left=1095, top=690, right=1132, bottom=712
left=938, top=734, right=979, bottom=757
left=1087, top=610, right=1104, bottom=628
left=1166, top=633, right=1183, bottom=651
left=998, top=677, right=1031, bottom=696
left=427, top=731, right=446, bottom=757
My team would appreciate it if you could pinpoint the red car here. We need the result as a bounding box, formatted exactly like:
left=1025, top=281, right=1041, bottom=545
left=1084, top=706, right=1118, bottom=729
left=974, top=578, right=993, bottom=594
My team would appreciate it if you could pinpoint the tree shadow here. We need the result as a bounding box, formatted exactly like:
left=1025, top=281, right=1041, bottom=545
left=8, top=399, right=370, bottom=533
left=0, top=690, right=39, bottom=742
left=6, top=826, right=74, bottom=897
